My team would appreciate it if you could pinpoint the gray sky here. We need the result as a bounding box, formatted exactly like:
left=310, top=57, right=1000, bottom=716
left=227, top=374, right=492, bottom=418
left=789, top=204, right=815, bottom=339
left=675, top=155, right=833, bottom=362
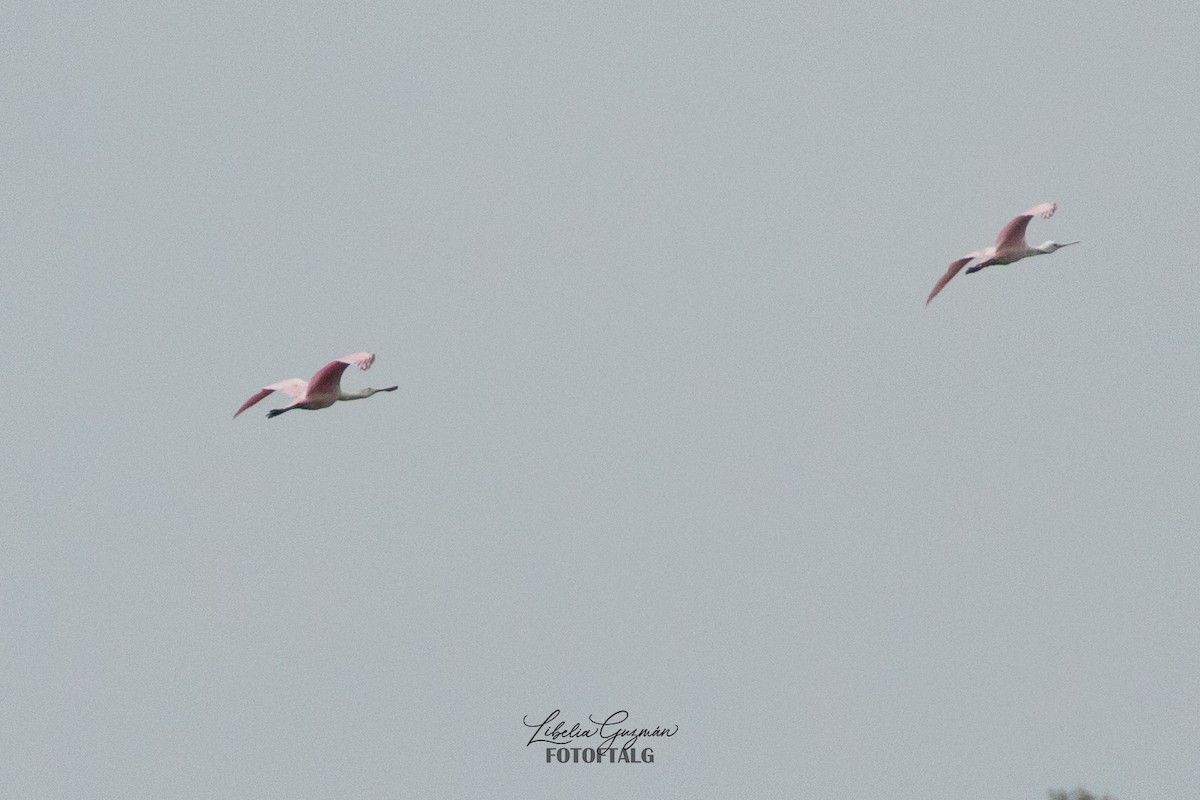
left=4, top=2, right=1198, bottom=797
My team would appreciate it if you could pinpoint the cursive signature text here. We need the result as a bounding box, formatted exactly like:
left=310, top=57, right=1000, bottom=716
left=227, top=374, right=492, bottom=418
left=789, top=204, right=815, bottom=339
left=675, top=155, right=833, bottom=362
left=523, top=709, right=679, bottom=752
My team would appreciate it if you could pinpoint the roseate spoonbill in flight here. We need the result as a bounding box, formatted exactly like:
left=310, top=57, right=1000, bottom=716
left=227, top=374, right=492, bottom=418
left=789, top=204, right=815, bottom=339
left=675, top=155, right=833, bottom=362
left=234, top=352, right=397, bottom=419
left=926, top=202, right=1079, bottom=304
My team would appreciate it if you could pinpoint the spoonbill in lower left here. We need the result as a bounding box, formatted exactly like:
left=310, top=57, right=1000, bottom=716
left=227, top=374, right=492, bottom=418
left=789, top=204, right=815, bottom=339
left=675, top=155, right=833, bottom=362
left=234, top=352, right=397, bottom=419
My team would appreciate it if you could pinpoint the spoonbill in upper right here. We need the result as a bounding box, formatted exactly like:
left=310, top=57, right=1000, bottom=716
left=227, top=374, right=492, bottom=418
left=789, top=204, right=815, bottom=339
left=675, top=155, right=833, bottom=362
left=926, top=202, right=1079, bottom=305
left=234, top=352, right=397, bottom=419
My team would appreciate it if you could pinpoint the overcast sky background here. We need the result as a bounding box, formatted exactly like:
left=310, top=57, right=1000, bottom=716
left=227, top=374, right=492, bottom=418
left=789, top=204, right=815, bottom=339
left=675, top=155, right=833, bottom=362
left=4, top=2, right=1198, bottom=798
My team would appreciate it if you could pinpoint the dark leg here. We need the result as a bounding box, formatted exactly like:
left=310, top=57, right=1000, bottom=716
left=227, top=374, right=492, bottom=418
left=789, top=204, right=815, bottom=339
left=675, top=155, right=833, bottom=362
left=965, top=260, right=994, bottom=275
left=266, top=406, right=293, bottom=418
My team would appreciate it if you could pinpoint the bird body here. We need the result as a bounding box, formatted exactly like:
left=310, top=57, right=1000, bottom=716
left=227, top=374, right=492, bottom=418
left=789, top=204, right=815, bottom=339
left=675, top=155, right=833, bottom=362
left=235, top=352, right=397, bottom=419
left=926, top=202, right=1079, bottom=304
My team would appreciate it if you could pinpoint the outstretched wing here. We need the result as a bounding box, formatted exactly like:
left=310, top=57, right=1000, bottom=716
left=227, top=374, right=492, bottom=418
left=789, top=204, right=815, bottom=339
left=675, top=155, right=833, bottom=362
left=926, top=252, right=982, bottom=305
left=234, top=378, right=307, bottom=418
left=306, top=352, right=376, bottom=396
left=994, top=202, right=1056, bottom=250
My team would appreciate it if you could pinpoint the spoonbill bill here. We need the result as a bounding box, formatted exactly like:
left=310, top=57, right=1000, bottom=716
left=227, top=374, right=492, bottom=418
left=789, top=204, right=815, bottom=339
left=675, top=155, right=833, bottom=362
left=926, top=202, right=1079, bottom=304
left=235, top=352, right=397, bottom=419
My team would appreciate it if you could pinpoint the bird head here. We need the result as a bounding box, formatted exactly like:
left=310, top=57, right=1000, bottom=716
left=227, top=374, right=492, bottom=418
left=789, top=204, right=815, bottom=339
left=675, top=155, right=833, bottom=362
left=1040, top=239, right=1080, bottom=253
left=361, top=386, right=399, bottom=397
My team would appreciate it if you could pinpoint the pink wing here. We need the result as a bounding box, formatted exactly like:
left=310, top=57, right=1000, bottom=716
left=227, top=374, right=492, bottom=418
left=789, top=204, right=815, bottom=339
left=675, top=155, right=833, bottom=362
left=993, top=202, right=1056, bottom=250
left=306, top=352, right=377, bottom=395
left=234, top=378, right=307, bottom=418
left=926, top=252, right=982, bottom=305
